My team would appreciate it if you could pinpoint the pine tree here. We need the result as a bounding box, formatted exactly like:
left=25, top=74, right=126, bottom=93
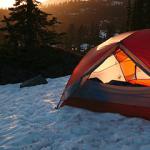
left=127, top=0, right=148, bottom=30
left=143, top=1, right=150, bottom=28
left=132, top=0, right=144, bottom=30
left=126, top=0, right=132, bottom=31
left=1, top=0, right=60, bottom=49
left=66, top=24, right=76, bottom=49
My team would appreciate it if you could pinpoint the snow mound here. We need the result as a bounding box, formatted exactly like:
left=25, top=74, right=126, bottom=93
left=0, top=76, right=150, bottom=150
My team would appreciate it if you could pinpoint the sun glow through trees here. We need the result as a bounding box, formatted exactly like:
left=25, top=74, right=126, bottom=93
left=0, top=0, right=47, bottom=8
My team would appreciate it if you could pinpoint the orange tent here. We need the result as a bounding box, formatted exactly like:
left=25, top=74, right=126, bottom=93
left=57, top=29, right=150, bottom=120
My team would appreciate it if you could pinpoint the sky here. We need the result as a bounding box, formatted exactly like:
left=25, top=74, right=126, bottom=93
left=0, top=0, right=69, bottom=8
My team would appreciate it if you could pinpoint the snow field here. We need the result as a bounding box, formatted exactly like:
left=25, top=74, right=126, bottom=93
left=0, top=76, right=150, bottom=150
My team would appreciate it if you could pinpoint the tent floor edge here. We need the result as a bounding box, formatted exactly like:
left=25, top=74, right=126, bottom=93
left=63, top=97, right=150, bottom=120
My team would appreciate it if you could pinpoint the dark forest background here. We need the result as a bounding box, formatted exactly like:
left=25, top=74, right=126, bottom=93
left=0, top=0, right=150, bottom=84
left=40, top=0, right=127, bottom=50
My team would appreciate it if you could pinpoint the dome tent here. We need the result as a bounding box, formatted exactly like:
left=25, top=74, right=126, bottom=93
left=57, top=29, right=150, bottom=120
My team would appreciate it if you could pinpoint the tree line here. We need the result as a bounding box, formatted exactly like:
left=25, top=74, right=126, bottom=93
left=127, top=0, right=150, bottom=30
left=1, top=0, right=150, bottom=50
left=45, top=0, right=127, bottom=52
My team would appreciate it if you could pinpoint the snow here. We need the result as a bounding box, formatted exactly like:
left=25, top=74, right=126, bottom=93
left=0, top=76, right=150, bottom=150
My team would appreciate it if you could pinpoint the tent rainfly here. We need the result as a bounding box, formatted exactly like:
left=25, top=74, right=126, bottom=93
left=57, top=29, right=150, bottom=120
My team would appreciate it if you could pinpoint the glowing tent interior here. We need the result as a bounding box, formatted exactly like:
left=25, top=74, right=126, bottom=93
left=90, top=49, right=150, bottom=86
left=57, top=29, right=150, bottom=120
